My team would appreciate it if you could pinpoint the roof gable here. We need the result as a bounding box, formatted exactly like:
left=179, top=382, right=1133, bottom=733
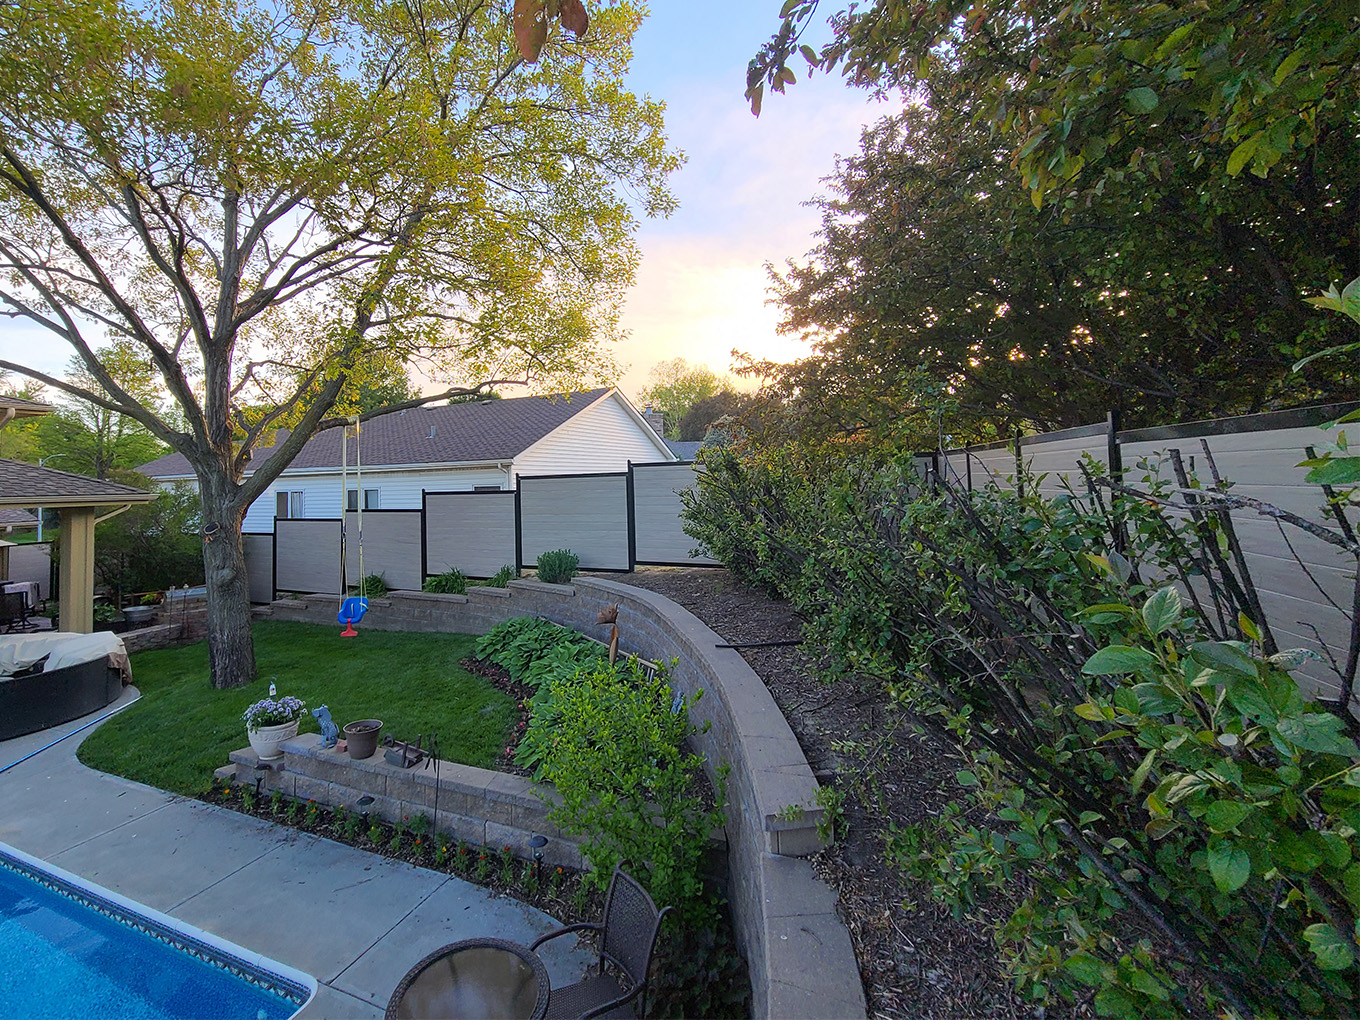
left=138, top=388, right=613, bottom=478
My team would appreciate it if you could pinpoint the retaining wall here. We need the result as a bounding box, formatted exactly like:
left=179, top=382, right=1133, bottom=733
left=258, top=578, right=866, bottom=1019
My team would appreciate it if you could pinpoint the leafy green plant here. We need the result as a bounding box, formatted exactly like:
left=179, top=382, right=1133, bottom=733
left=535, top=548, right=579, bottom=585
left=540, top=658, right=725, bottom=926
left=479, top=564, right=515, bottom=588
left=422, top=568, right=467, bottom=594
left=360, top=572, right=390, bottom=597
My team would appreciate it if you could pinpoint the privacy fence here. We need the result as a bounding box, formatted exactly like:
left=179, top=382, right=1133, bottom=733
left=247, top=461, right=718, bottom=602
left=918, top=402, right=1360, bottom=705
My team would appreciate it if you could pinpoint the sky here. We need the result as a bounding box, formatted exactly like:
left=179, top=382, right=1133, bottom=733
left=1, top=3, right=893, bottom=405
left=613, top=3, right=891, bottom=399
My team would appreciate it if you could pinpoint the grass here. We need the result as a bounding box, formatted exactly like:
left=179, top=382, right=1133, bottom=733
left=78, top=620, right=514, bottom=797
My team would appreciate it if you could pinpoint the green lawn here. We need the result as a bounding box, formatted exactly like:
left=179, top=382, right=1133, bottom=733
left=78, top=620, right=513, bottom=796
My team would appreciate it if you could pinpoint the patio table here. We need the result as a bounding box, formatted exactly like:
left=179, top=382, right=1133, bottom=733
left=384, top=937, right=550, bottom=1020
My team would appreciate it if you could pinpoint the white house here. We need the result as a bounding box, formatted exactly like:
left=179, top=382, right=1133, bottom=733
left=138, top=388, right=675, bottom=533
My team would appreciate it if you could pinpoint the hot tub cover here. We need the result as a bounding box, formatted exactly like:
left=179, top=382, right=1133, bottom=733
left=0, top=632, right=131, bottom=681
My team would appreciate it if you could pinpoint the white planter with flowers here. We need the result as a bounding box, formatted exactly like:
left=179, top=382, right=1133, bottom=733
left=243, top=694, right=307, bottom=762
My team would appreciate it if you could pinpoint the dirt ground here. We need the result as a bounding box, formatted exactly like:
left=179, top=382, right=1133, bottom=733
left=600, top=566, right=1047, bottom=1020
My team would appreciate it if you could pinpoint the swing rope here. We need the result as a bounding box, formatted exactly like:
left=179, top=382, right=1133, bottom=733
left=338, top=415, right=366, bottom=605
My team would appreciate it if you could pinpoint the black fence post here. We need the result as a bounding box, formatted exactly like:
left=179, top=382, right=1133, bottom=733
left=1107, top=408, right=1128, bottom=553
left=1014, top=427, right=1025, bottom=499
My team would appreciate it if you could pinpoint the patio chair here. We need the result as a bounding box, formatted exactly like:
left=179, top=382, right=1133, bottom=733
left=0, top=590, right=35, bottom=633
left=529, top=866, right=672, bottom=1020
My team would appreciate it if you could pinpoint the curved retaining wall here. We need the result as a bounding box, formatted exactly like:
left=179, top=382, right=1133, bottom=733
left=261, top=579, right=865, bottom=1019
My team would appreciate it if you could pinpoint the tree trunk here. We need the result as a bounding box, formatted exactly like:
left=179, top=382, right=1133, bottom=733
left=200, top=482, right=256, bottom=689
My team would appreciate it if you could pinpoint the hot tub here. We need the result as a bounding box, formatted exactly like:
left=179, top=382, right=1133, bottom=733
left=0, top=632, right=131, bottom=741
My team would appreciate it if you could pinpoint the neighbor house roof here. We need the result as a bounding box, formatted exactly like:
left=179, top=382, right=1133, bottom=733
left=664, top=440, right=703, bottom=460
left=0, top=508, right=39, bottom=527
left=139, top=389, right=616, bottom=478
left=0, top=460, right=156, bottom=508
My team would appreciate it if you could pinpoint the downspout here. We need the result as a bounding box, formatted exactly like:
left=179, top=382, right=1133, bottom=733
left=95, top=504, right=134, bottom=525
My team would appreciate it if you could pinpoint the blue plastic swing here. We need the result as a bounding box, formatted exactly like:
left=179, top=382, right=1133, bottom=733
left=338, top=596, right=368, bottom=637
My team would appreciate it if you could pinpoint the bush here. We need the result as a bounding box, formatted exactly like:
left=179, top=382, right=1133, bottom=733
left=423, top=568, right=467, bottom=594
left=359, top=572, right=389, bottom=597
left=535, top=549, right=579, bottom=585
left=480, top=564, right=515, bottom=588
left=683, top=445, right=1360, bottom=1017
left=540, top=658, right=724, bottom=927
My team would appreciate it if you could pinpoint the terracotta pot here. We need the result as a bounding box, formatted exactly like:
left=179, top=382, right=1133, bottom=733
left=344, top=719, right=383, bottom=760
left=248, top=719, right=299, bottom=762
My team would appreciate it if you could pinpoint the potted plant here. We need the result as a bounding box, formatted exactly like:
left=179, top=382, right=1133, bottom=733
left=243, top=694, right=307, bottom=762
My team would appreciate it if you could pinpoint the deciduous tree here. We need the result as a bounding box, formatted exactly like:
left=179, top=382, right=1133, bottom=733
left=0, top=0, right=677, bottom=687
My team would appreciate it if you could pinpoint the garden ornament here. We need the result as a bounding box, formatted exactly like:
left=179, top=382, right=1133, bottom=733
left=597, top=603, right=620, bottom=664
left=312, top=705, right=339, bottom=748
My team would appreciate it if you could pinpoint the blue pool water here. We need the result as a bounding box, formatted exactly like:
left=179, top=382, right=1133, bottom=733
left=0, top=859, right=303, bottom=1020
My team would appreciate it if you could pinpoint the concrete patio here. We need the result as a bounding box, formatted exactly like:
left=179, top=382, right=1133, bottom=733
left=0, top=688, right=592, bottom=1019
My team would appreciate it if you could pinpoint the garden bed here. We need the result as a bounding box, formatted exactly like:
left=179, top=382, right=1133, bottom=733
left=600, top=567, right=1056, bottom=1020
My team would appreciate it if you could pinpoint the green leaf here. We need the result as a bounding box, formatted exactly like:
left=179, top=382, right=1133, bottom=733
left=1063, top=952, right=1113, bottom=987
left=1303, top=923, right=1354, bottom=970
left=1204, top=800, right=1252, bottom=833
left=1238, top=612, right=1261, bottom=642
left=1130, top=748, right=1157, bottom=794
left=1190, top=641, right=1258, bottom=677
left=1124, top=86, right=1159, bottom=113
left=1141, top=587, right=1182, bottom=635
left=1277, top=713, right=1360, bottom=757
left=1081, top=602, right=1136, bottom=616
left=1083, top=645, right=1158, bottom=675
left=955, top=769, right=979, bottom=787
left=1075, top=702, right=1113, bottom=721
left=1274, top=831, right=1324, bottom=873
left=1132, top=682, right=1182, bottom=715
left=1304, top=457, right=1360, bottom=486
left=1269, top=648, right=1323, bottom=670
left=1207, top=838, right=1251, bottom=892
left=1273, top=48, right=1306, bottom=85
left=1226, top=133, right=1262, bottom=176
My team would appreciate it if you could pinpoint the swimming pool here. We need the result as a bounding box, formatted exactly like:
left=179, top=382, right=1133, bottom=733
left=0, top=843, right=314, bottom=1019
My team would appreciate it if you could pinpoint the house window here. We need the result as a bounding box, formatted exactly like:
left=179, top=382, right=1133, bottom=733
left=347, top=488, right=380, bottom=510
left=276, top=491, right=304, bottom=518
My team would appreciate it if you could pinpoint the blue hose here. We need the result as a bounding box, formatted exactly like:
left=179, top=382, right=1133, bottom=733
left=0, top=692, right=142, bottom=776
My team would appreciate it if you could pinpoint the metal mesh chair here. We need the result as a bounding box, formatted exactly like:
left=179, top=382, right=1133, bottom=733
left=530, top=866, right=672, bottom=1020
left=0, top=591, right=34, bottom=633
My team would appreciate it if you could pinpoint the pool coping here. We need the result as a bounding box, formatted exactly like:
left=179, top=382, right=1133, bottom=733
left=0, top=839, right=318, bottom=1015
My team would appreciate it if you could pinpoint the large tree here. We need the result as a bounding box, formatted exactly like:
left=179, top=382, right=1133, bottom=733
left=0, top=0, right=677, bottom=687
left=636, top=358, right=727, bottom=438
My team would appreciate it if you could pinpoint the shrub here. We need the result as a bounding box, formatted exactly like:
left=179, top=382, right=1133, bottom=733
left=535, top=549, right=579, bottom=585
left=422, top=568, right=467, bottom=594
left=480, top=564, right=515, bottom=588
left=360, top=572, right=389, bottom=597
left=540, top=658, right=724, bottom=926
left=683, top=445, right=1360, bottom=1017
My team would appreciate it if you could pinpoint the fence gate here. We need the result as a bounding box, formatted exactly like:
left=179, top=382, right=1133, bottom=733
left=423, top=491, right=517, bottom=579
left=518, top=473, right=630, bottom=571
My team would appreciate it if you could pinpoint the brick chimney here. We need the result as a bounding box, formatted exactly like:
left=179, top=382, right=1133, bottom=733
left=641, top=405, right=665, bottom=437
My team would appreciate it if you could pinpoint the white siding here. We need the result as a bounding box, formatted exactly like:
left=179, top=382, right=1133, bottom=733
left=240, top=465, right=510, bottom=532
left=510, top=392, right=672, bottom=481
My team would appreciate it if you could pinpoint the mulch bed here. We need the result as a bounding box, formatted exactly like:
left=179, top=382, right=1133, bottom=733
left=595, top=567, right=1056, bottom=1020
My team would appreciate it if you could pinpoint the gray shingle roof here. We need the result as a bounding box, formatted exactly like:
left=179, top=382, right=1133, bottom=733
left=139, top=389, right=612, bottom=478
left=0, top=508, right=38, bottom=526
left=0, top=459, right=154, bottom=507
left=664, top=440, right=703, bottom=460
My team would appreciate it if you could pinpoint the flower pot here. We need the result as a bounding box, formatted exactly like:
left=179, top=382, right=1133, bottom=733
left=123, top=605, right=156, bottom=628
left=248, top=719, right=299, bottom=762
left=344, top=719, right=383, bottom=760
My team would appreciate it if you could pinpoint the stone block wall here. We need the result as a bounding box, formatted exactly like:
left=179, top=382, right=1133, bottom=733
left=256, top=578, right=865, bottom=1019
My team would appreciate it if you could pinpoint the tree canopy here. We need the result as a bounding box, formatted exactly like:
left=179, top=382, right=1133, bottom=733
left=0, top=0, right=679, bottom=686
left=637, top=359, right=729, bottom=438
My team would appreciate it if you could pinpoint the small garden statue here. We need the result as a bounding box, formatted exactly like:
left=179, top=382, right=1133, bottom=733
left=312, top=705, right=339, bottom=748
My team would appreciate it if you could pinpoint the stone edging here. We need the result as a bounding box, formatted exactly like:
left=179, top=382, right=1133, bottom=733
left=259, top=577, right=866, bottom=1019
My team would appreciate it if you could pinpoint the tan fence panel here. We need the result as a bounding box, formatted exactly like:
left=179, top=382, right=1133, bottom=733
left=7, top=542, right=51, bottom=601
left=520, top=473, right=629, bottom=571
left=243, top=533, right=274, bottom=603
left=424, top=491, right=517, bottom=579
left=275, top=519, right=341, bottom=594
left=1019, top=429, right=1110, bottom=497
left=343, top=510, right=422, bottom=591
left=969, top=446, right=1017, bottom=490
left=632, top=463, right=719, bottom=566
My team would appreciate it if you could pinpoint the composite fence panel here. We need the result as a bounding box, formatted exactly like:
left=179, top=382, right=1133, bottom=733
left=1119, top=420, right=1360, bottom=704
left=423, top=491, right=518, bottom=579
left=1018, top=424, right=1110, bottom=498
left=275, top=519, right=341, bottom=594
left=343, top=510, right=422, bottom=591
left=7, top=542, right=51, bottom=601
left=631, top=463, right=720, bottom=566
left=243, top=533, right=274, bottom=604
left=519, top=473, right=630, bottom=571
left=969, top=445, right=1018, bottom=491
